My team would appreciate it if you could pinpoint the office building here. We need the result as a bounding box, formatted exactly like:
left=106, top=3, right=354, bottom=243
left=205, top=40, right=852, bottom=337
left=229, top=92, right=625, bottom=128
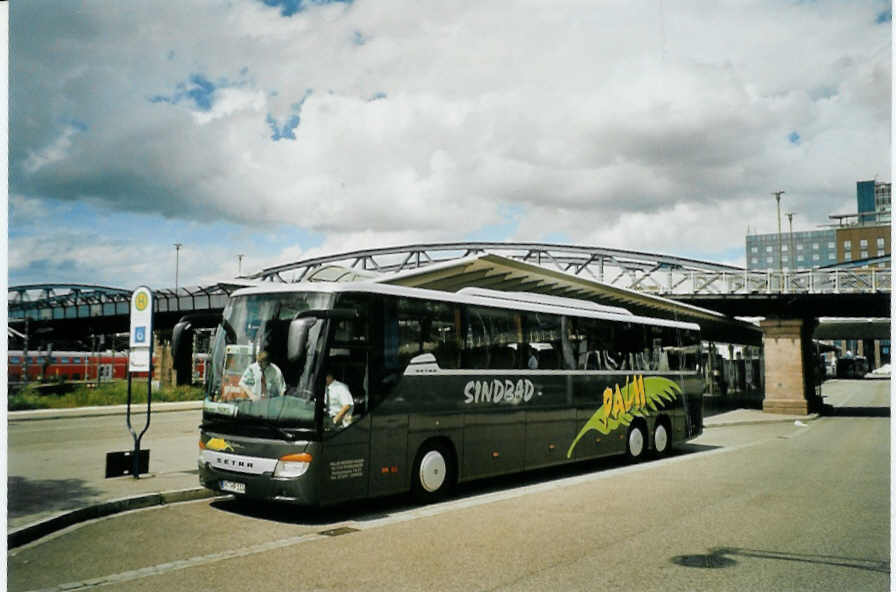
left=746, top=229, right=837, bottom=270
left=746, top=180, right=891, bottom=270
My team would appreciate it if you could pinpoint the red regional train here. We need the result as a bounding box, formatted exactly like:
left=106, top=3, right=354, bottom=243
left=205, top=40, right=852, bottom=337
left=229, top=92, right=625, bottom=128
left=7, top=350, right=129, bottom=383
left=7, top=350, right=210, bottom=384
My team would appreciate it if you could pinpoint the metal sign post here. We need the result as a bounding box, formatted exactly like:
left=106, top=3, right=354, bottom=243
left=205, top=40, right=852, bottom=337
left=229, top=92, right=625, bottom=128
left=105, top=286, right=153, bottom=479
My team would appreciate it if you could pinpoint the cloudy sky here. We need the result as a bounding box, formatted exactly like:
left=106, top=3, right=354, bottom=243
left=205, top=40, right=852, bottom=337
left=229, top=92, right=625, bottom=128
left=9, top=0, right=892, bottom=290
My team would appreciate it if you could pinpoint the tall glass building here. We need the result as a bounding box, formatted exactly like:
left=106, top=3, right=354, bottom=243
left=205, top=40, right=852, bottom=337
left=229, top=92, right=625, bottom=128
left=857, top=180, right=891, bottom=223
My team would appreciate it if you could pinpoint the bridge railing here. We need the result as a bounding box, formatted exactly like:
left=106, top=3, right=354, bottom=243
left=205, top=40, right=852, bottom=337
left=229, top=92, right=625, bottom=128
left=632, top=268, right=891, bottom=296
left=251, top=243, right=891, bottom=297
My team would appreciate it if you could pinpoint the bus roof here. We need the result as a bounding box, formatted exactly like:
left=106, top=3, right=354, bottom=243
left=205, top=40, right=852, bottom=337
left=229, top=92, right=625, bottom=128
left=457, top=287, right=633, bottom=317
left=230, top=281, right=701, bottom=332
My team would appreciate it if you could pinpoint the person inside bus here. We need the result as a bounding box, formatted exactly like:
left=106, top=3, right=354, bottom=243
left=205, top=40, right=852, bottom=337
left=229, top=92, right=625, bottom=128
left=325, top=371, right=354, bottom=428
left=237, top=350, right=285, bottom=400
left=528, top=347, right=539, bottom=370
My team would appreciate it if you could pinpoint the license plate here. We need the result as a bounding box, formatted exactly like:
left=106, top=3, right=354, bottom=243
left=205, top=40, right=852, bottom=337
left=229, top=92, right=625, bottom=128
left=220, top=480, right=246, bottom=494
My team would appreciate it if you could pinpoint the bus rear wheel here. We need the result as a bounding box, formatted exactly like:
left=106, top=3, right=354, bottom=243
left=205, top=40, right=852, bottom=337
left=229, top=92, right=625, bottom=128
left=412, top=443, right=454, bottom=502
left=653, top=420, right=670, bottom=457
left=626, top=423, right=647, bottom=461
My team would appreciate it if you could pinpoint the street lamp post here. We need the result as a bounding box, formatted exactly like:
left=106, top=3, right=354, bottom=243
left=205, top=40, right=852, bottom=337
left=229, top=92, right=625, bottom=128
left=786, top=212, right=796, bottom=270
left=237, top=254, right=245, bottom=277
left=174, top=243, right=183, bottom=293
left=772, top=191, right=785, bottom=276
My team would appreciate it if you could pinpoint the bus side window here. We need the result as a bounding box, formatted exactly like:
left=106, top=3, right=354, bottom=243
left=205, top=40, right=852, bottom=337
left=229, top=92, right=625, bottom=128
left=462, top=308, right=491, bottom=369
left=470, top=307, right=518, bottom=370
left=325, top=348, right=368, bottom=418
left=396, top=298, right=460, bottom=371
left=523, top=311, right=562, bottom=370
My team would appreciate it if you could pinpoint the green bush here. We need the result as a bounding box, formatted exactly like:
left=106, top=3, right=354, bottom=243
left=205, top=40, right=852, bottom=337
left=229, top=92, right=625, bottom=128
left=8, top=381, right=205, bottom=411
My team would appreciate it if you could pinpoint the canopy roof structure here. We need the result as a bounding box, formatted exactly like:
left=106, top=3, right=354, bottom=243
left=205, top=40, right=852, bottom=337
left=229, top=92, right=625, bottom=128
left=361, top=253, right=762, bottom=345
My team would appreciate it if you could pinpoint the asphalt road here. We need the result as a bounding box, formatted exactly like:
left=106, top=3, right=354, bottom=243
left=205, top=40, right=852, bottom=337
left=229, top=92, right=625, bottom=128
left=7, top=381, right=890, bottom=592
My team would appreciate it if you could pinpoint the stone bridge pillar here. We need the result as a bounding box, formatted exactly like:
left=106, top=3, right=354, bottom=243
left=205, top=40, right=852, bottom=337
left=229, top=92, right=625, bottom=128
left=760, top=318, right=822, bottom=415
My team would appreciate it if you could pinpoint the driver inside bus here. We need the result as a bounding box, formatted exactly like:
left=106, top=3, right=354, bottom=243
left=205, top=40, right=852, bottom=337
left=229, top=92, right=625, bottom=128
left=236, top=350, right=285, bottom=400
left=325, top=372, right=354, bottom=428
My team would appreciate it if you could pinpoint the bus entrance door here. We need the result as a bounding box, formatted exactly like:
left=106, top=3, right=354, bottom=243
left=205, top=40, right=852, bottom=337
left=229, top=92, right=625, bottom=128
left=320, top=417, right=371, bottom=503
left=369, top=412, right=409, bottom=497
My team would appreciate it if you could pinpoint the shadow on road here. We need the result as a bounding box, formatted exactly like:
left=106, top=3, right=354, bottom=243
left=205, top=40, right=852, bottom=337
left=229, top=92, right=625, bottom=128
left=8, top=476, right=103, bottom=518
left=209, top=444, right=718, bottom=526
left=821, top=405, right=890, bottom=418
left=671, top=547, right=890, bottom=574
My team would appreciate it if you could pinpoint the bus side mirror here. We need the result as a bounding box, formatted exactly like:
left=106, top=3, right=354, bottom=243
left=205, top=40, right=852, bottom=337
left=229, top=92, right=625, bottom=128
left=287, top=318, right=316, bottom=363
left=221, top=319, right=237, bottom=344
left=171, top=320, right=193, bottom=386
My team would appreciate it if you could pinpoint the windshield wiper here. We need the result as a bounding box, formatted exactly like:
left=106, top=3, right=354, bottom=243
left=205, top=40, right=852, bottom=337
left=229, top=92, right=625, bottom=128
left=200, top=419, right=235, bottom=431
left=201, top=418, right=302, bottom=441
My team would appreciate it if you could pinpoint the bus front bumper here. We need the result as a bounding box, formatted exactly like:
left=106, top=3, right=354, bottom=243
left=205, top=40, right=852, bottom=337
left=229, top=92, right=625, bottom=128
left=198, top=458, right=320, bottom=505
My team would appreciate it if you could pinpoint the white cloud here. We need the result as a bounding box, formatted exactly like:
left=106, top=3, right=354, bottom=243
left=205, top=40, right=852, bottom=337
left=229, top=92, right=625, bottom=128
left=8, top=0, right=891, bottom=287
left=22, top=125, right=80, bottom=174
left=193, top=88, right=267, bottom=125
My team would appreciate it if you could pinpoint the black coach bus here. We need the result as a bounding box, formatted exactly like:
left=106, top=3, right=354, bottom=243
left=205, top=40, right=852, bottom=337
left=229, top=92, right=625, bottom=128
left=191, top=283, right=703, bottom=505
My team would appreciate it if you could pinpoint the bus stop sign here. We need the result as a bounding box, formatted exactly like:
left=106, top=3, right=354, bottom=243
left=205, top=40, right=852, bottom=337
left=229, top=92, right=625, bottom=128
left=105, top=285, right=154, bottom=479
left=129, top=286, right=153, bottom=372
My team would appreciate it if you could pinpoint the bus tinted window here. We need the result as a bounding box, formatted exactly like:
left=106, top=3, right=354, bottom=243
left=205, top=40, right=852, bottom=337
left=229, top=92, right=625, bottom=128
left=567, top=317, right=613, bottom=370
left=464, top=306, right=521, bottom=370
left=331, top=295, right=369, bottom=348
left=393, top=298, right=460, bottom=370
left=522, top=312, right=563, bottom=370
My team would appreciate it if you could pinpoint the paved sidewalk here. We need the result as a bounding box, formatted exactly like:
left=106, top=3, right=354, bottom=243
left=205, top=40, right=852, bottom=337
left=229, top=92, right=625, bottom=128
left=703, top=408, right=819, bottom=427
left=8, top=402, right=213, bottom=547
left=8, top=400, right=203, bottom=421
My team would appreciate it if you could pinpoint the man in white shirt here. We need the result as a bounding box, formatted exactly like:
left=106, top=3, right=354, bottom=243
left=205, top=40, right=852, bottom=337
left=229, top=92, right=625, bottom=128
left=325, top=372, right=353, bottom=428
left=237, top=350, right=285, bottom=400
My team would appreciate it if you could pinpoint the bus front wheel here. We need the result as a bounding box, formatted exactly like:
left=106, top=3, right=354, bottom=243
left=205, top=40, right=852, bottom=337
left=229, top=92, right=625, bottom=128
left=412, top=443, right=454, bottom=502
left=626, top=423, right=647, bottom=461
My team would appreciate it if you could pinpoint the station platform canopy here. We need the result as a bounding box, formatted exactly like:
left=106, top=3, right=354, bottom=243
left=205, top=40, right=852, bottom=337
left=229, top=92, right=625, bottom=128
left=8, top=282, right=256, bottom=322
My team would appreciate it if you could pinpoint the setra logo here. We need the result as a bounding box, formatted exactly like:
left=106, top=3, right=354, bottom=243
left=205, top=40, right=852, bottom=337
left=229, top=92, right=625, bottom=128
left=205, top=438, right=235, bottom=452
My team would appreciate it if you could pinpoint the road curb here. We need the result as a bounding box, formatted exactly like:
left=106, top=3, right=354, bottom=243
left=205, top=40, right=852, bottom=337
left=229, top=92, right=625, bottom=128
left=8, top=401, right=204, bottom=422
left=8, top=487, right=222, bottom=549
left=703, top=413, right=820, bottom=428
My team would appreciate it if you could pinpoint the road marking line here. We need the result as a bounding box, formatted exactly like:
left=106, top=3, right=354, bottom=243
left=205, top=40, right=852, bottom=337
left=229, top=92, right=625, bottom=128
left=24, top=532, right=325, bottom=592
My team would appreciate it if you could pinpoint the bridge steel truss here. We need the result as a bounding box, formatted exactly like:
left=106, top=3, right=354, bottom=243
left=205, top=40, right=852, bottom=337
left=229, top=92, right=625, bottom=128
left=249, top=242, right=891, bottom=296
left=9, top=244, right=889, bottom=330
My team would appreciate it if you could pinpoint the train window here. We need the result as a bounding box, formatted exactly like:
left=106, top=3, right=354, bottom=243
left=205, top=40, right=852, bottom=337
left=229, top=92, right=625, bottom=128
left=73, top=357, right=81, bottom=363
left=61, top=357, right=70, bottom=363
left=10, top=357, right=20, bottom=364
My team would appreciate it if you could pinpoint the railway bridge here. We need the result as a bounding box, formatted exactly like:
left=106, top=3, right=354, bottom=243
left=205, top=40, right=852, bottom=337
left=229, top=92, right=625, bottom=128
left=9, top=243, right=890, bottom=414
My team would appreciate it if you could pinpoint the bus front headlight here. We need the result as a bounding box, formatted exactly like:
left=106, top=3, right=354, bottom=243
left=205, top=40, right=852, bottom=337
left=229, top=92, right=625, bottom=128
left=274, top=452, right=312, bottom=478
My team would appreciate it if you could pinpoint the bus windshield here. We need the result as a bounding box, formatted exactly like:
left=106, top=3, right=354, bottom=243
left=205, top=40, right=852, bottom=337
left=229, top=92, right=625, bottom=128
left=203, top=291, right=333, bottom=430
